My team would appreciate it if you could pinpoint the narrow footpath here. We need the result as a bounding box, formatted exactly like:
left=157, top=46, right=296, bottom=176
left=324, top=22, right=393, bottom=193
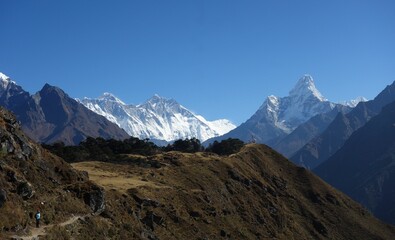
left=10, top=214, right=87, bottom=240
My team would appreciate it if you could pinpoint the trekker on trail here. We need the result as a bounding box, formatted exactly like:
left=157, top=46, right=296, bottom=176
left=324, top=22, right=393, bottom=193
left=35, top=210, right=41, bottom=228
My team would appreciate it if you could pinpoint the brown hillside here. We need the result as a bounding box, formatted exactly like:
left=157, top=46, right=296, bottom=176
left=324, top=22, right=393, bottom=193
left=71, top=145, right=395, bottom=239
left=1, top=105, right=394, bottom=239
left=0, top=107, right=107, bottom=239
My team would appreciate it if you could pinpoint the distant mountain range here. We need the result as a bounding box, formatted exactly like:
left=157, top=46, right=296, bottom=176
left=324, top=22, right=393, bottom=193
left=204, top=75, right=364, bottom=153
left=315, top=99, right=395, bottom=224
left=291, top=80, right=395, bottom=169
left=4, top=70, right=395, bottom=225
left=0, top=72, right=236, bottom=145
left=0, top=72, right=129, bottom=145
left=2, top=105, right=395, bottom=239
left=79, top=93, right=236, bottom=142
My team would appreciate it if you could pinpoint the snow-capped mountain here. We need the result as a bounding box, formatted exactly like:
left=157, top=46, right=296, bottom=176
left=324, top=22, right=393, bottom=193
left=261, top=74, right=336, bottom=134
left=79, top=94, right=236, bottom=142
left=340, top=96, right=368, bottom=108
left=0, top=72, right=11, bottom=88
left=0, top=72, right=25, bottom=98
left=205, top=74, right=359, bottom=145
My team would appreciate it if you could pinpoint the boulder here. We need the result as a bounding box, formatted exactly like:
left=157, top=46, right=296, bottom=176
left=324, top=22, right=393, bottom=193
left=84, top=185, right=105, bottom=214
left=0, top=189, right=7, bottom=208
left=16, top=181, right=34, bottom=199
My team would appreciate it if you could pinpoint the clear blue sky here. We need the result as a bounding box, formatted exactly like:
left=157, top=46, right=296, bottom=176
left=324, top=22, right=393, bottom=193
left=1, top=0, right=395, bottom=125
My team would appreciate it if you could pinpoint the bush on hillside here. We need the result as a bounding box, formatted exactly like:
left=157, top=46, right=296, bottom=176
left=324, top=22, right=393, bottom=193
left=164, top=138, right=203, bottom=153
left=206, top=138, right=244, bottom=156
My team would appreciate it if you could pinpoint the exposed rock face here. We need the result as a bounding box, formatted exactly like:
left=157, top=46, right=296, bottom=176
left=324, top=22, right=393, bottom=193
left=85, top=186, right=106, bottom=214
left=16, top=181, right=34, bottom=200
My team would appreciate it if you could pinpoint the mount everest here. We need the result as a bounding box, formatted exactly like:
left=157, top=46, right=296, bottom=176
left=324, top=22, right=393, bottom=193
left=79, top=94, right=236, bottom=142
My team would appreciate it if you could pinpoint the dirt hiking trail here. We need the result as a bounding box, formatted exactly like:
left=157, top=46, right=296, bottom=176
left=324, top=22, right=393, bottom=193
left=11, top=214, right=87, bottom=240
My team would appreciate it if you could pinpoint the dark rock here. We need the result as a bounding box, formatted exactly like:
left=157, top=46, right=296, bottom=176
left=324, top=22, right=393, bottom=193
left=0, top=189, right=7, bottom=208
left=308, top=191, right=322, bottom=204
left=100, top=209, right=115, bottom=220
left=2, top=140, right=15, bottom=154
left=84, top=185, right=105, bottom=214
left=255, top=214, right=265, bottom=224
left=272, top=176, right=287, bottom=190
left=313, top=219, right=328, bottom=236
left=16, top=181, right=34, bottom=199
left=204, top=206, right=217, bottom=217
left=228, top=169, right=252, bottom=187
left=188, top=210, right=201, bottom=219
left=142, top=211, right=164, bottom=231
left=6, top=170, right=17, bottom=182
left=130, top=192, right=160, bottom=208
left=325, top=194, right=340, bottom=205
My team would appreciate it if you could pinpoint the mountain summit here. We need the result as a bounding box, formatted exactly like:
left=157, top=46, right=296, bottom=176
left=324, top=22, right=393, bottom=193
left=289, top=74, right=326, bottom=101
left=0, top=72, right=12, bottom=89
left=261, top=74, right=335, bottom=133
left=206, top=75, right=346, bottom=145
left=79, top=94, right=236, bottom=142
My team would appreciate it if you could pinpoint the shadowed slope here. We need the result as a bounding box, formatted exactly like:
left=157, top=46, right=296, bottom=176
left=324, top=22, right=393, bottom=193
left=315, top=100, right=395, bottom=224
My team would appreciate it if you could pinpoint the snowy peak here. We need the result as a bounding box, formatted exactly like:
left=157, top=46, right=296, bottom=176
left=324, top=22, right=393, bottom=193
left=289, top=75, right=326, bottom=101
left=0, top=72, right=10, bottom=81
left=80, top=94, right=236, bottom=142
left=0, top=72, right=16, bottom=89
left=340, top=96, right=368, bottom=108
left=252, top=75, right=340, bottom=136
left=98, top=92, right=125, bottom=105
left=142, top=94, right=177, bottom=107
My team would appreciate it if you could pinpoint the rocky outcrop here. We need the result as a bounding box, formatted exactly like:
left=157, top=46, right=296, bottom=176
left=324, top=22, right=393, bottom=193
left=66, top=183, right=106, bottom=214
left=84, top=186, right=105, bottom=214
left=0, top=107, right=104, bottom=237
left=16, top=181, right=34, bottom=200
left=0, top=189, right=6, bottom=208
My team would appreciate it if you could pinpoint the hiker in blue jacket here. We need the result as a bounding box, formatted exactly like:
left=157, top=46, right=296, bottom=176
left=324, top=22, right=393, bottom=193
left=35, top=210, right=41, bottom=228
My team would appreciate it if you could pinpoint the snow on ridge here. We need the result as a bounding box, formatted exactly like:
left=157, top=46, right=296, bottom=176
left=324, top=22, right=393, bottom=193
left=0, top=72, right=9, bottom=81
left=256, top=74, right=336, bottom=134
left=289, top=74, right=327, bottom=102
left=340, top=96, right=368, bottom=108
left=80, top=93, right=236, bottom=142
left=0, top=72, right=17, bottom=89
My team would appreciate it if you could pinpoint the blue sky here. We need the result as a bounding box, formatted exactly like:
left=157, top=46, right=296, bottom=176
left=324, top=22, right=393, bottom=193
left=1, top=0, right=395, bottom=124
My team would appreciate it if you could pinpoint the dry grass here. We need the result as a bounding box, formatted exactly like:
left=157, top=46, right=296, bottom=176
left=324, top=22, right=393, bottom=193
left=69, top=145, right=395, bottom=240
left=72, top=161, right=172, bottom=193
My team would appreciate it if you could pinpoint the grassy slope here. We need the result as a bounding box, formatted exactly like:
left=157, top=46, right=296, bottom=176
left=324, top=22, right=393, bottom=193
left=72, top=144, right=395, bottom=240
